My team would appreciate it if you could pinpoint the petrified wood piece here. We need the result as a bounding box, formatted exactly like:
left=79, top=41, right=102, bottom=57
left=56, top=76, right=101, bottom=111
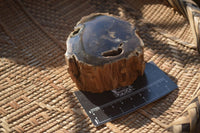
left=65, top=13, right=145, bottom=93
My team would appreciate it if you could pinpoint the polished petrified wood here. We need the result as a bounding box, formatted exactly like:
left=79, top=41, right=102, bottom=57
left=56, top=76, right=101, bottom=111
left=65, top=13, right=145, bottom=93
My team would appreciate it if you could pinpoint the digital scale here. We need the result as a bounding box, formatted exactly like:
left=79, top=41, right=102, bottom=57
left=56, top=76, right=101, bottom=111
left=75, top=62, right=178, bottom=127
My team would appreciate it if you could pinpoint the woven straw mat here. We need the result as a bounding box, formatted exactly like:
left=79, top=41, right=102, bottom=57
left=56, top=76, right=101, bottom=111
left=0, top=0, right=199, bottom=132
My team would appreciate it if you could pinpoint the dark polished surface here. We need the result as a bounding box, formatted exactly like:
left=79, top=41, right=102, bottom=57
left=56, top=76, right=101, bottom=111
left=66, top=14, right=143, bottom=65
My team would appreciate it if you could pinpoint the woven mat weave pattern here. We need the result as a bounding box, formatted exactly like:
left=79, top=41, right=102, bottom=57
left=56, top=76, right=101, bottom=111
left=0, top=0, right=199, bottom=132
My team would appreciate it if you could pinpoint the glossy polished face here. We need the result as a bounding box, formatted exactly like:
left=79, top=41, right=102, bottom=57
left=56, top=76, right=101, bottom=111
left=66, top=14, right=143, bottom=66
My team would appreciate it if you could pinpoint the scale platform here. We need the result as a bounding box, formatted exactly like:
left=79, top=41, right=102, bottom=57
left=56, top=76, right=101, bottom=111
left=74, top=62, right=178, bottom=127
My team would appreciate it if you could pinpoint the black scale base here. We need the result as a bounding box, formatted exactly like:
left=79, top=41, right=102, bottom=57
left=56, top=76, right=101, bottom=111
left=75, top=62, right=178, bottom=126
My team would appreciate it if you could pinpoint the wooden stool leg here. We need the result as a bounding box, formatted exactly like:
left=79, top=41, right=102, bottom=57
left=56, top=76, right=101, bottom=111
left=168, top=0, right=200, bottom=53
